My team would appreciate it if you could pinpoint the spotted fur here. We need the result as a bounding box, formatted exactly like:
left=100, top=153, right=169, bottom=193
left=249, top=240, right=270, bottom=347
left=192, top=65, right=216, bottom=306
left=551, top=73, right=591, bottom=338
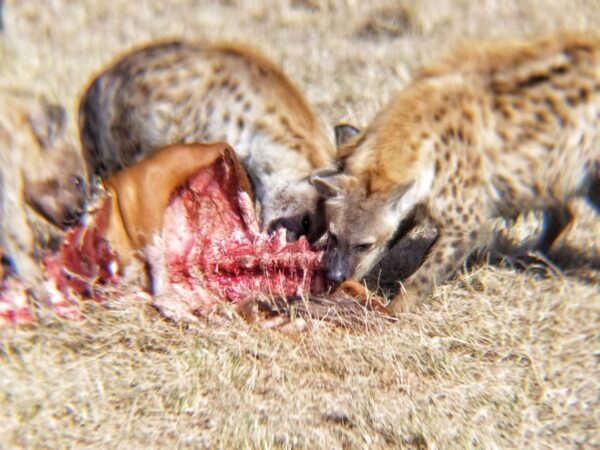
left=313, top=33, right=600, bottom=313
left=79, top=40, right=336, bottom=242
left=0, top=88, right=86, bottom=288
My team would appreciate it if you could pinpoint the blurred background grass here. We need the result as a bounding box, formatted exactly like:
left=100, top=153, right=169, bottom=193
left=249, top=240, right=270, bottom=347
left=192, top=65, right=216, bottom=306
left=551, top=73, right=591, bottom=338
left=0, top=1, right=598, bottom=448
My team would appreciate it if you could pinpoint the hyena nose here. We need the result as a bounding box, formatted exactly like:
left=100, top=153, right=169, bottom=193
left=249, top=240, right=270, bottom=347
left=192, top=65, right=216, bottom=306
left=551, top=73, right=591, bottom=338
left=62, top=206, right=84, bottom=227
left=327, top=268, right=347, bottom=284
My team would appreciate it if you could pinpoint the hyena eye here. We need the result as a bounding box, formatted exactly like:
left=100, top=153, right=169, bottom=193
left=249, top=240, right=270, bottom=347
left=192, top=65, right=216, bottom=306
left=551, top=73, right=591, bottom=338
left=355, top=243, right=373, bottom=252
left=301, top=214, right=311, bottom=233
left=70, top=176, right=85, bottom=192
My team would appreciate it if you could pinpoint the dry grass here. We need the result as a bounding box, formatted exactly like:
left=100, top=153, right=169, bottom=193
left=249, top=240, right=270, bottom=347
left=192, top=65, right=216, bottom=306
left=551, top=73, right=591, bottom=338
left=0, top=0, right=599, bottom=448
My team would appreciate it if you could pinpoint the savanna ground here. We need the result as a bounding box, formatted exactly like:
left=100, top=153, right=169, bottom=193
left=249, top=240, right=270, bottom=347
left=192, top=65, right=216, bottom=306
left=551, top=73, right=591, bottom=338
left=1, top=0, right=599, bottom=448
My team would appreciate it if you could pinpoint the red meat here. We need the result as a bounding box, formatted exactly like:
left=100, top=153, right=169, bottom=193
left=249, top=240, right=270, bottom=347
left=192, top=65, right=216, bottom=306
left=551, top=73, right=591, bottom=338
left=40, top=146, right=325, bottom=322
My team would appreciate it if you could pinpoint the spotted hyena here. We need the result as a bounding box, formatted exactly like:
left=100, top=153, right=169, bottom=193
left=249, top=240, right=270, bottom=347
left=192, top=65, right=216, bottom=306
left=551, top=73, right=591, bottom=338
left=79, top=40, right=336, bottom=243
left=0, top=88, right=86, bottom=288
left=312, top=33, right=600, bottom=313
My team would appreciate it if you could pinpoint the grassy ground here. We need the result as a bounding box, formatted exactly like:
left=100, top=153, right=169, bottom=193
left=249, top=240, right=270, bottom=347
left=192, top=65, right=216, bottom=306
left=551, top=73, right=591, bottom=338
left=1, top=0, right=599, bottom=448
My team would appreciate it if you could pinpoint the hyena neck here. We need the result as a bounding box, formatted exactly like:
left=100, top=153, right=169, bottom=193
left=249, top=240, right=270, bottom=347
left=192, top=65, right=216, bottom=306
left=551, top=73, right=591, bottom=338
left=344, top=80, right=454, bottom=194
left=238, top=129, right=313, bottom=202
left=223, top=108, right=332, bottom=170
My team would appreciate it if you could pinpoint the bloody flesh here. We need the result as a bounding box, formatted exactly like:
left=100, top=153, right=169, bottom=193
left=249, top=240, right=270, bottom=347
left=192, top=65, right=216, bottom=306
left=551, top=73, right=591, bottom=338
left=42, top=197, right=120, bottom=320
left=160, top=150, right=325, bottom=304
left=0, top=147, right=326, bottom=325
left=0, top=278, right=34, bottom=326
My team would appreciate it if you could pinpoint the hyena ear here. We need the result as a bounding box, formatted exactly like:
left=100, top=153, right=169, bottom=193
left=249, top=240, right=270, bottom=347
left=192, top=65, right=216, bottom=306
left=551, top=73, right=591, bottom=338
left=386, top=180, right=416, bottom=214
left=29, top=102, right=66, bottom=147
left=310, top=169, right=352, bottom=199
left=334, top=124, right=360, bottom=148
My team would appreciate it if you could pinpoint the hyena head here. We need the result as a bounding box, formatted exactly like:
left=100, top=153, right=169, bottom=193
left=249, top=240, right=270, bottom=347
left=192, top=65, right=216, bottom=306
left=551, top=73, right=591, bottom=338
left=261, top=124, right=362, bottom=243
left=263, top=178, right=327, bottom=244
left=21, top=101, right=87, bottom=228
left=311, top=171, right=417, bottom=283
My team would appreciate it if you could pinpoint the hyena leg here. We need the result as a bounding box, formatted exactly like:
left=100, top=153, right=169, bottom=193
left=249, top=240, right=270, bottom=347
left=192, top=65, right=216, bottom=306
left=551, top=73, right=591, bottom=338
left=3, top=221, right=44, bottom=290
left=536, top=207, right=573, bottom=254
left=386, top=223, right=482, bottom=314
left=2, top=195, right=45, bottom=292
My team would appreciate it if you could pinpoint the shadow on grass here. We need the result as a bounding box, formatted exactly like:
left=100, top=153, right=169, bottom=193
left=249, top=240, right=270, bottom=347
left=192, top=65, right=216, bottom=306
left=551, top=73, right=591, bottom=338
left=367, top=238, right=599, bottom=298
left=471, top=245, right=600, bottom=285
